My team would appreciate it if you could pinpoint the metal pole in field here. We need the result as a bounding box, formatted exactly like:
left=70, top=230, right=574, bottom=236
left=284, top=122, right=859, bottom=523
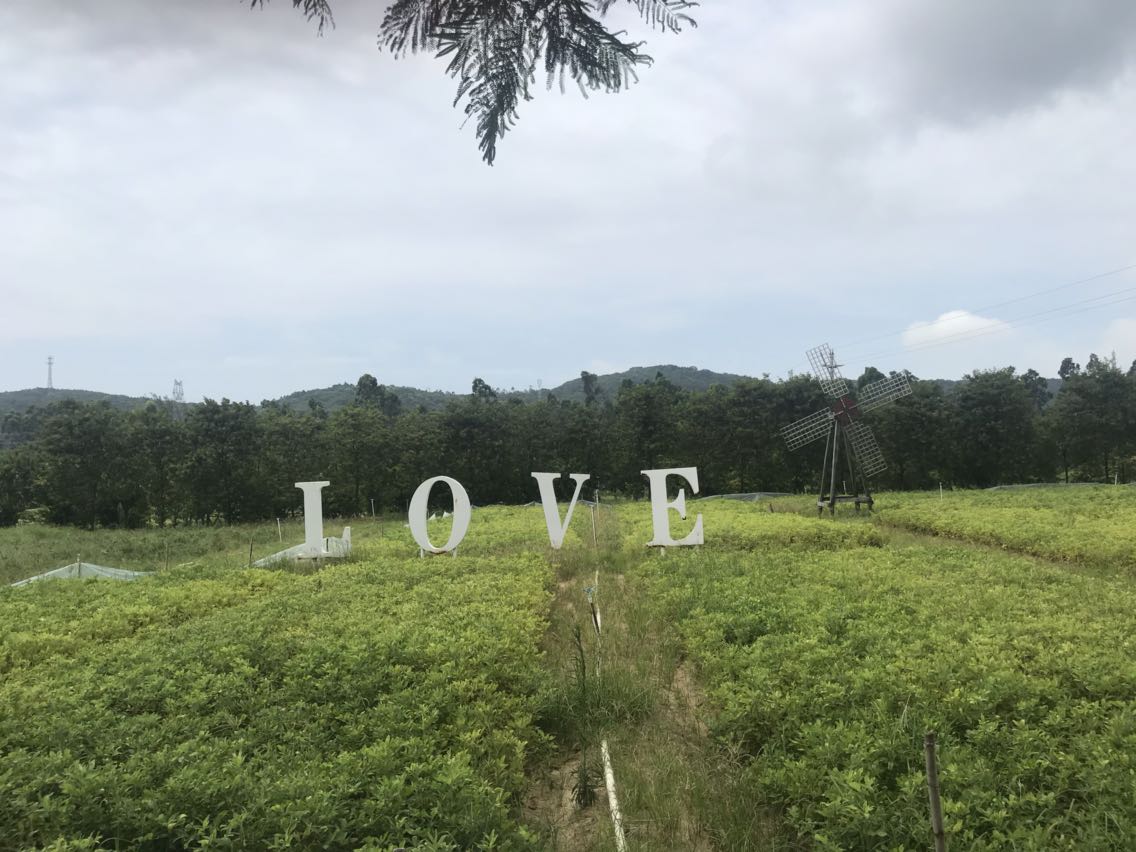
left=591, top=505, right=598, bottom=547
left=277, top=518, right=283, bottom=542
left=248, top=537, right=254, bottom=568
left=924, top=732, right=947, bottom=852
left=370, top=498, right=376, bottom=518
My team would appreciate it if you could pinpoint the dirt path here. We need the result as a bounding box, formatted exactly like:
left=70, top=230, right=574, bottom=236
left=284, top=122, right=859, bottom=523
left=522, top=508, right=771, bottom=851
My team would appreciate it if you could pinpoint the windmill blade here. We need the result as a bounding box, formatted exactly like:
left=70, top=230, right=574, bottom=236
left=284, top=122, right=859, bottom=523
left=858, top=371, right=913, bottom=412
left=781, top=407, right=833, bottom=451
left=848, top=420, right=887, bottom=477
left=806, top=343, right=849, bottom=398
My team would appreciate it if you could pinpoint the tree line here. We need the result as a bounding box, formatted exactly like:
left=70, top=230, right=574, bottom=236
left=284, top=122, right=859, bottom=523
left=2, top=355, right=1134, bottom=529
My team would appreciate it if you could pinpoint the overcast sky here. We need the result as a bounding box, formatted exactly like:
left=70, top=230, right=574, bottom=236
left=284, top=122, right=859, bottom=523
left=3, top=0, right=1135, bottom=402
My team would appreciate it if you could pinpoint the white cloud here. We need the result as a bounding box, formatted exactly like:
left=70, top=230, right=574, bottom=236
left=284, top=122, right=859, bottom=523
left=902, top=310, right=1014, bottom=350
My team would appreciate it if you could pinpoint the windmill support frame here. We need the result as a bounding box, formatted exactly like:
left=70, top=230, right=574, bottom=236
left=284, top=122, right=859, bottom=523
left=816, top=421, right=874, bottom=515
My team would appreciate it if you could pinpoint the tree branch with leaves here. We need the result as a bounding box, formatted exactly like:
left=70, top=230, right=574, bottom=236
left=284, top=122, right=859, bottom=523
left=248, top=0, right=697, bottom=164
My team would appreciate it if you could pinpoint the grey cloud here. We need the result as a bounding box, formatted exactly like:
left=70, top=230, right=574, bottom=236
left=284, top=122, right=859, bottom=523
left=2, top=0, right=1134, bottom=399
left=878, top=0, right=1136, bottom=123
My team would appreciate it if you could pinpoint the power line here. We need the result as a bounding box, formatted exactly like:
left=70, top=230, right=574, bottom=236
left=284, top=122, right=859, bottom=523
left=857, top=287, right=1136, bottom=363
left=782, top=262, right=1136, bottom=378
left=835, top=262, right=1136, bottom=354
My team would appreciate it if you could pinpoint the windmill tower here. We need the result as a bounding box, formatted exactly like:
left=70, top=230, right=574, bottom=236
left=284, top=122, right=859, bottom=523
left=781, top=344, right=912, bottom=514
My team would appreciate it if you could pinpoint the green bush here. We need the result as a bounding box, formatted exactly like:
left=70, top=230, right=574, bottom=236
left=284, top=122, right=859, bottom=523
left=0, top=553, right=552, bottom=850
left=642, top=541, right=1136, bottom=849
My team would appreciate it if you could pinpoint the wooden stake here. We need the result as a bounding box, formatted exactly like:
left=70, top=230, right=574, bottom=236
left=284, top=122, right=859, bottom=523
left=590, top=505, right=598, bottom=547
left=924, top=732, right=947, bottom=852
left=248, top=538, right=254, bottom=568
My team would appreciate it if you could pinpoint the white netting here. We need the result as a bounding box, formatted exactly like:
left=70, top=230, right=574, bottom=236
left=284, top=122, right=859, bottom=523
left=11, top=562, right=151, bottom=588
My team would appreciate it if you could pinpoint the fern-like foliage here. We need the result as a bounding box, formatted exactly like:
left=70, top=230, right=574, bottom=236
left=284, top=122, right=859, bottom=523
left=253, top=0, right=698, bottom=164
left=248, top=0, right=335, bottom=34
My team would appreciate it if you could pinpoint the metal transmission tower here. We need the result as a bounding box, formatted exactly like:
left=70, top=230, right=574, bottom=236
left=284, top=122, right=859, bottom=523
left=47, top=356, right=53, bottom=389
left=781, top=344, right=912, bottom=514
left=171, top=380, right=184, bottom=403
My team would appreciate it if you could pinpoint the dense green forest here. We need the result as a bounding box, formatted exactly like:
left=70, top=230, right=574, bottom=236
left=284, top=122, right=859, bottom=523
left=1, top=356, right=1133, bottom=529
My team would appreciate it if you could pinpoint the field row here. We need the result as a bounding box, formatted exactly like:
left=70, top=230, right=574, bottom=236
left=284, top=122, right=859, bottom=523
left=0, top=548, right=553, bottom=850
left=880, top=485, right=1136, bottom=571
left=635, top=505, right=1136, bottom=849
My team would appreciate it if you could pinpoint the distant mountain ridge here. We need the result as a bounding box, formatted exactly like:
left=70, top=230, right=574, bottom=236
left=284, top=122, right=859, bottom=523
left=0, top=387, right=160, bottom=416
left=257, top=365, right=753, bottom=412
left=0, top=366, right=1064, bottom=417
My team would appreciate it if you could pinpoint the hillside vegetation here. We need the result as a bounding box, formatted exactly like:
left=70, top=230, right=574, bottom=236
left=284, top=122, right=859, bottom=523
left=2, top=355, right=1131, bottom=530
left=0, top=365, right=747, bottom=418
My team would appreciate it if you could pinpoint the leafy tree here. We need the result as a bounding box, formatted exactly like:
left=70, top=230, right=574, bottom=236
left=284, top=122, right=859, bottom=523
left=611, top=375, right=684, bottom=493
left=251, top=0, right=698, bottom=164
left=0, top=409, right=47, bottom=449
left=775, top=375, right=830, bottom=493
left=872, top=380, right=950, bottom=490
left=355, top=373, right=381, bottom=406
left=355, top=373, right=403, bottom=416
left=1019, top=368, right=1052, bottom=413
left=580, top=370, right=601, bottom=406
left=259, top=405, right=330, bottom=516
left=37, top=402, right=145, bottom=529
left=471, top=377, right=497, bottom=401
left=949, top=368, right=1046, bottom=487
left=327, top=405, right=390, bottom=513
left=184, top=399, right=268, bottom=523
left=0, top=446, right=40, bottom=526
left=1058, top=357, right=1081, bottom=380
left=130, top=402, right=187, bottom=526
left=1046, top=354, right=1132, bottom=482
left=856, top=366, right=886, bottom=389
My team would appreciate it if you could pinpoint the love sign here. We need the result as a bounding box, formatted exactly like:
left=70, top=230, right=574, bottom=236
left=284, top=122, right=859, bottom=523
left=295, top=467, right=704, bottom=556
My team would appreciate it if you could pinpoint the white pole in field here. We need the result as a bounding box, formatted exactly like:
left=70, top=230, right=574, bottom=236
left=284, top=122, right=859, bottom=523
left=591, top=505, right=598, bottom=547
left=939, top=482, right=943, bottom=501
left=602, top=740, right=628, bottom=852
left=587, top=576, right=626, bottom=852
left=276, top=518, right=283, bottom=542
left=370, top=498, right=376, bottom=518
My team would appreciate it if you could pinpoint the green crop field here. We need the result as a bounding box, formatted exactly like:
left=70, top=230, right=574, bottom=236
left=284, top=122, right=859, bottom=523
left=2, top=489, right=1135, bottom=850
left=881, top=484, right=1136, bottom=572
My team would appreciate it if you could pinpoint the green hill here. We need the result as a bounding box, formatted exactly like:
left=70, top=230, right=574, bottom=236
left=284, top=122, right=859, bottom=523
left=552, top=365, right=750, bottom=402
left=0, top=387, right=153, bottom=416
left=268, top=365, right=751, bottom=413
left=269, top=383, right=466, bottom=414
left=1, top=367, right=1062, bottom=420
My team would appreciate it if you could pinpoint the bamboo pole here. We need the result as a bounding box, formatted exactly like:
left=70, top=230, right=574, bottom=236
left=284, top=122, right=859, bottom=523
left=924, top=732, right=947, bottom=852
left=587, top=574, right=627, bottom=852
